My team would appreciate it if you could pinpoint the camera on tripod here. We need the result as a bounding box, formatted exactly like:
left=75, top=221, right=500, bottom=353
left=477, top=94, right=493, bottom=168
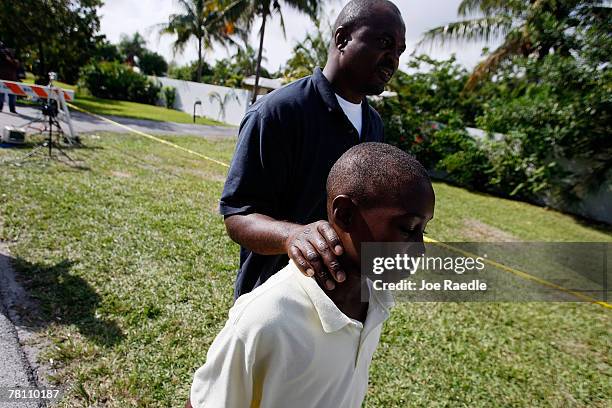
left=41, top=99, right=59, bottom=118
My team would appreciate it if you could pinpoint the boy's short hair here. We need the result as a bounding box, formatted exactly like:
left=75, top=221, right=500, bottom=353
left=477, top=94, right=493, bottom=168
left=326, top=142, right=430, bottom=209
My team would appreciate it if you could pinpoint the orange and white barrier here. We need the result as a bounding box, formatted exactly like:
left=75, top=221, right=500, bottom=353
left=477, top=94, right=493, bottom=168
left=0, top=80, right=74, bottom=102
left=0, top=79, right=76, bottom=140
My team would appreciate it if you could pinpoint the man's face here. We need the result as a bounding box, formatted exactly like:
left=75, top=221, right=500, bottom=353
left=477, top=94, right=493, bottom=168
left=338, top=6, right=406, bottom=95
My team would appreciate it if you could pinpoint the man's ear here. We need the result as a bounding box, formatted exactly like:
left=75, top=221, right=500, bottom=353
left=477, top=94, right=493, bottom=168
left=331, top=195, right=356, bottom=232
left=334, top=26, right=351, bottom=53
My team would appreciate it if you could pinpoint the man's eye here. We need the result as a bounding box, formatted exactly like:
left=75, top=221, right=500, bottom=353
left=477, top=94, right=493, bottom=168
left=379, top=38, right=391, bottom=48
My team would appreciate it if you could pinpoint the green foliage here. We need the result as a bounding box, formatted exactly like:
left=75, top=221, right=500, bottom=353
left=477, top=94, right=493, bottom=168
left=376, top=33, right=611, bottom=210
left=282, top=21, right=329, bottom=82
left=167, top=45, right=271, bottom=87
left=162, top=86, right=177, bottom=109
left=476, top=53, right=612, bottom=203
left=139, top=51, right=169, bottom=76
left=93, top=39, right=122, bottom=62
left=159, top=0, right=242, bottom=82
left=116, top=32, right=168, bottom=76
left=79, top=61, right=161, bottom=105
left=0, top=0, right=102, bottom=84
left=372, top=54, right=492, bottom=189
left=168, top=60, right=213, bottom=82
left=421, top=0, right=612, bottom=89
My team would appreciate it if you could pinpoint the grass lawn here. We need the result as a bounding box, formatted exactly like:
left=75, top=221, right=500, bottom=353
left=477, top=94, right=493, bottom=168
left=0, top=132, right=610, bottom=407
left=21, top=76, right=227, bottom=126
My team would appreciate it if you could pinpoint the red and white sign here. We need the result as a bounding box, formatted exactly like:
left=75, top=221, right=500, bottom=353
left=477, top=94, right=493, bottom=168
left=0, top=80, right=74, bottom=102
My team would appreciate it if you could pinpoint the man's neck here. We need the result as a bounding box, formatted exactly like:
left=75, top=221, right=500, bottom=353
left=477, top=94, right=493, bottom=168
left=322, top=64, right=364, bottom=104
left=319, top=266, right=369, bottom=323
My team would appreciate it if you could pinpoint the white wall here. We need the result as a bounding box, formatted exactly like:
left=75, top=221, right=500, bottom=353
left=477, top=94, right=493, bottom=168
left=153, top=77, right=251, bottom=126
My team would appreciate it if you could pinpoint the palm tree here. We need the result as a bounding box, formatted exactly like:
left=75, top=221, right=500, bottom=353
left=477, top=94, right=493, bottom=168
left=221, top=0, right=320, bottom=103
left=419, top=0, right=610, bottom=89
left=159, top=0, right=244, bottom=82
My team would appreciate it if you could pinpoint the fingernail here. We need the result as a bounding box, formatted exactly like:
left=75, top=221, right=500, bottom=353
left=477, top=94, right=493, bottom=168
left=326, top=280, right=335, bottom=290
left=334, top=245, right=343, bottom=255
left=336, top=271, right=346, bottom=282
left=306, top=268, right=314, bottom=277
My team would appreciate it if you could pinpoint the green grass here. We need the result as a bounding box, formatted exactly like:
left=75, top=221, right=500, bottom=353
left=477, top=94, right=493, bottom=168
left=69, top=96, right=227, bottom=126
left=22, top=75, right=227, bottom=126
left=0, top=133, right=610, bottom=407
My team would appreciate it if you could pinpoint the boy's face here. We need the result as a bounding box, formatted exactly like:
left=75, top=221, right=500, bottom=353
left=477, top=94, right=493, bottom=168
left=330, top=181, right=435, bottom=270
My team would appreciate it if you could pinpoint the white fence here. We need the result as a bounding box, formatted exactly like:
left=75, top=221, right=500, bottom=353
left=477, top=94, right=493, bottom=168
left=153, top=77, right=251, bottom=126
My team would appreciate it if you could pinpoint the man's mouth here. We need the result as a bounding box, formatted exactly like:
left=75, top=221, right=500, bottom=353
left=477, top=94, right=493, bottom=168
left=378, top=67, right=394, bottom=82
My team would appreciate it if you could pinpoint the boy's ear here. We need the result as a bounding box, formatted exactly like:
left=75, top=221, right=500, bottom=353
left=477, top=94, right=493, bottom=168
left=331, top=195, right=356, bottom=232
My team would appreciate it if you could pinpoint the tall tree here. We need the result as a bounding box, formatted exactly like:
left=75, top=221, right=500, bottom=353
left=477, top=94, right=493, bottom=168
left=419, top=0, right=612, bottom=89
left=221, top=0, right=320, bottom=103
left=0, top=0, right=102, bottom=83
left=159, top=0, right=242, bottom=82
left=118, top=32, right=147, bottom=65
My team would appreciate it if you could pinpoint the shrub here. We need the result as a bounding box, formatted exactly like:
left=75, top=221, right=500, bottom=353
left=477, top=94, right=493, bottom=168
left=79, top=61, right=161, bottom=105
left=162, top=86, right=176, bottom=109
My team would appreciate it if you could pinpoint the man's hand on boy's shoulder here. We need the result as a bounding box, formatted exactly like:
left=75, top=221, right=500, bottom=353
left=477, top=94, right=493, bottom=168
left=285, top=220, right=346, bottom=290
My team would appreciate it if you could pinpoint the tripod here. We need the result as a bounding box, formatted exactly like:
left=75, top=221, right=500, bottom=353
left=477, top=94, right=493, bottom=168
left=18, top=104, right=75, bottom=163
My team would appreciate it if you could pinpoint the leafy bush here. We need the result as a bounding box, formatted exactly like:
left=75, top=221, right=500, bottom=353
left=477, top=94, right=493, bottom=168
left=162, top=86, right=176, bottom=109
left=79, top=61, right=161, bottom=105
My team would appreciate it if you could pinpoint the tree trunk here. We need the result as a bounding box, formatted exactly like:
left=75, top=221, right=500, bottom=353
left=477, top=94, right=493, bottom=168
left=197, top=37, right=203, bottom=82
left=251, top=12, right=267, bottom=104
left=37, top=41, right=47, bottom=85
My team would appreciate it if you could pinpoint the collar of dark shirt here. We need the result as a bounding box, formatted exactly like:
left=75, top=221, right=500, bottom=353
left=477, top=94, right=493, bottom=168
left=312, top=67, right=374, bottom=141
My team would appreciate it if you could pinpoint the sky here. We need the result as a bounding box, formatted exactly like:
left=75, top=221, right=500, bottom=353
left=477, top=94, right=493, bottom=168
left=99, top=0, right=502, bottom=73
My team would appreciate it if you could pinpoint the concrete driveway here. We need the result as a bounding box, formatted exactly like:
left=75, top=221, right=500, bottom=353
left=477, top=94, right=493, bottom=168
left=0, top=105, right=237, bottom=139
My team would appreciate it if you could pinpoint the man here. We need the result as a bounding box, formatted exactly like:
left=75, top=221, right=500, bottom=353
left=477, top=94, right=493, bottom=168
left=221, top=0, right=406, bottom=298
left=0, top=42, right=19, bottom=114
left=189, top=143, right=435, bottom=408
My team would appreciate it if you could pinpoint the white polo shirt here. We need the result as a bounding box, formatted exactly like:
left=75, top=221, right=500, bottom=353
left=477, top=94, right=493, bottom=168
left=190, top=261, right=394, bottom=408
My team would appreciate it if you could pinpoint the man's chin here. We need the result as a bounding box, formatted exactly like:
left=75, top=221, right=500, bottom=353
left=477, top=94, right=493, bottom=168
left=363, top=82, right=387, bottom=96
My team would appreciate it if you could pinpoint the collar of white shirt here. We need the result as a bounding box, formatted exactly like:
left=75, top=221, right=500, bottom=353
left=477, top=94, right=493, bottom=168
left=290, top=261, right=395, bottom=333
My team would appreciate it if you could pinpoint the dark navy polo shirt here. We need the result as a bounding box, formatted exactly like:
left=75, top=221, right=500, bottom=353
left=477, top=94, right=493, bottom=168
left=220, top=67, right=384, bottom=299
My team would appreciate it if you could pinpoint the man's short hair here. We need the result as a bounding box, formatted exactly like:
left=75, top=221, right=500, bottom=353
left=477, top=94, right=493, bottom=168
left=333, top=0, right=402, bottom=33
left=327, top=142, right=431, bottom=209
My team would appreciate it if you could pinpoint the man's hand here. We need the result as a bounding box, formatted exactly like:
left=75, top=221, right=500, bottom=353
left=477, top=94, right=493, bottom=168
left=285, top=221, right=345, bottom=290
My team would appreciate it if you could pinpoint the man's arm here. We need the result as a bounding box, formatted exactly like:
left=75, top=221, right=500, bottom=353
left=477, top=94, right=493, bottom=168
left=224, top=214, right=346, bottom=289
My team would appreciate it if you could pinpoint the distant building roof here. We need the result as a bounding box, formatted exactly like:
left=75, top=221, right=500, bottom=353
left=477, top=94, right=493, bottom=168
left=243, top=76, right=283, bottom=93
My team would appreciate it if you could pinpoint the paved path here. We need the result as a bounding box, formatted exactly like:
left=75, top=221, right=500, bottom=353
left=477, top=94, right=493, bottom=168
left=0, top=249, right=39, bottom=408
left=0, top=106, right=237, bottom=139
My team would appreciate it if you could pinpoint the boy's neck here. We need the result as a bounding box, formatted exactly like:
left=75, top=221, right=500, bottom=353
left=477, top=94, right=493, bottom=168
left=319, top=265, right=369, bottom=323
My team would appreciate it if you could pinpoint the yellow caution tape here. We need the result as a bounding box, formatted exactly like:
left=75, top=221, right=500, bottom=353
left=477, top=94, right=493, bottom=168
left=68, top=103, right=230, bottom=168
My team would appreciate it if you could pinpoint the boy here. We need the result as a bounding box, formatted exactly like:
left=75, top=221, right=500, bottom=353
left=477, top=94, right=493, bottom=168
left=188, top=142, right=435, bottom=408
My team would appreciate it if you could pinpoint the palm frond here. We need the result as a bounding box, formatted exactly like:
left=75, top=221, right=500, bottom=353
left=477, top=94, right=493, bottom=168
left=464, top=30, right=529, bottom=90
left=419, top=16, right=512, bottom=48
left=458, top=0, right=519, bottom=17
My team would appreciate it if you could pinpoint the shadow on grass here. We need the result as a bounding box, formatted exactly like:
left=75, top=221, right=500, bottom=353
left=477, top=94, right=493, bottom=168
left=4, top=254, right=124, bottom=347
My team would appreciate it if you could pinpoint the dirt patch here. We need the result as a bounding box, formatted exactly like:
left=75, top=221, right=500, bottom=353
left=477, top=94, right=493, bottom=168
left=171, top=167, right=227, bottom=183
left=462, top=219, right=519, bottom=242
left=111, top=171, right=132, bottom=178
left=0, top=243, right=57, bottom=394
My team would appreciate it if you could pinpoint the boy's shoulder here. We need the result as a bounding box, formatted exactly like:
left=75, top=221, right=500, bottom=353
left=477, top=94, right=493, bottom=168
left=227, top=263, right=315, bottom=338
